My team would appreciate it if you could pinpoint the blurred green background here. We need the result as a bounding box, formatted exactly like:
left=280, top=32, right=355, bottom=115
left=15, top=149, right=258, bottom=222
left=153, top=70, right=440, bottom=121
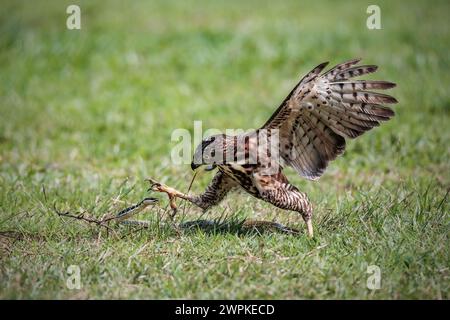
left=0, top=0, right=448, bottom=299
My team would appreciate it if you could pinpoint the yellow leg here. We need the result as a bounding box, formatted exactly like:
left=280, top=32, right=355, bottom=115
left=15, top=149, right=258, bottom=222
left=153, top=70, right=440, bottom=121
left=305, top=218, right=314, bottom=238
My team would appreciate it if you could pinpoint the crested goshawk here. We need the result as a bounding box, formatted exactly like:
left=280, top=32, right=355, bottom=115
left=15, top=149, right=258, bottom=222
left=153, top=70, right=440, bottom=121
left=149, top=58, right=397, bottom=237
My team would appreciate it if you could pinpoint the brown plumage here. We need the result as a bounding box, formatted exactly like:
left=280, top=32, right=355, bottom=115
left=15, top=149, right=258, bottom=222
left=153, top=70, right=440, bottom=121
left=150, top=58, right=397, bottom=236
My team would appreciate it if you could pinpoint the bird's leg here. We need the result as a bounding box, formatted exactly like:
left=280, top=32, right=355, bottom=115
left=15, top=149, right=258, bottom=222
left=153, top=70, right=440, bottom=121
left=147, top=172, right=236, bottom=214
left=259, top=185, right=314, bottom=237
left=303, top=216, right=314, bottom=238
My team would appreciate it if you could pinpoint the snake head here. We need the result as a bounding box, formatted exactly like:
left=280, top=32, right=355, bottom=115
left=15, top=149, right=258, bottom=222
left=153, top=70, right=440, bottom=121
left=141, top=197, right=159, bottom=206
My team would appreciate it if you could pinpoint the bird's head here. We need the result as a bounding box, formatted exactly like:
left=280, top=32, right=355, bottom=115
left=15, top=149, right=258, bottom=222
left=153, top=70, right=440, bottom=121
left=191, top=134, right=226, bottom=171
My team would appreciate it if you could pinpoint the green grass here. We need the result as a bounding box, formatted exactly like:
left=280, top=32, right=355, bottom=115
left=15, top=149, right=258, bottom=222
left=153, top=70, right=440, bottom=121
left=0, top=0, right=449, bottom=299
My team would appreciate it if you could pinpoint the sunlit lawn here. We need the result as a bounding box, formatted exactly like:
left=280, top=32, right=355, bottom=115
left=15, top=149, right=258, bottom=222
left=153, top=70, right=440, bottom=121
left=0, top=0, right=449, bottom=299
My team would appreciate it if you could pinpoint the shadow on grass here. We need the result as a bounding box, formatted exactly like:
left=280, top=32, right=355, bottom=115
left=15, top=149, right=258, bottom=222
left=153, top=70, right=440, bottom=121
left=177, top=217, right=302, bottom=236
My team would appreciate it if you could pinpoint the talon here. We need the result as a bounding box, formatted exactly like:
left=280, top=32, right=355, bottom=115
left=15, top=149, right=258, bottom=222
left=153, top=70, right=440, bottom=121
left=145, top=177, right=186, bottom=220
left=147, top=183, right=162, bottom=192
left=146, top=177, right=158, bottom=184
left=146, top=178, right=163, bottom=192
left=146, top=178, right=183, bottom=198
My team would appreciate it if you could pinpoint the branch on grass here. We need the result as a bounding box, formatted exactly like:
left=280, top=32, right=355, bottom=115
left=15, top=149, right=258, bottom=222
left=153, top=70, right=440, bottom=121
left=53, top=203, right=116, bottom=232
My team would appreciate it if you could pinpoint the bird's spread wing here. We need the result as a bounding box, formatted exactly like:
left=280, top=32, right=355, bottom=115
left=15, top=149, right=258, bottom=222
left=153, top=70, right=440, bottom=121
left=262, top=58, right=397, bottom=180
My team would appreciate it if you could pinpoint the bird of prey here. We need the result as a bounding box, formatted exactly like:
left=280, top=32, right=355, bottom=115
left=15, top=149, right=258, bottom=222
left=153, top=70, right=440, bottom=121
left=149, top=58, right=397, bottom=237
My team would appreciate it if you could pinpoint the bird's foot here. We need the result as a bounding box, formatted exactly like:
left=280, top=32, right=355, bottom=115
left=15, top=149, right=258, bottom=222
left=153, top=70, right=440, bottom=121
left=146, top=178, right=185, bottom=218
left=146, top=178, right=185, bottom=198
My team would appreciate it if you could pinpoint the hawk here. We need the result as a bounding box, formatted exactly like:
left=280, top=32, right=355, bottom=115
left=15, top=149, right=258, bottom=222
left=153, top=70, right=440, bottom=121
left=150, top=58, right=397, bottom=236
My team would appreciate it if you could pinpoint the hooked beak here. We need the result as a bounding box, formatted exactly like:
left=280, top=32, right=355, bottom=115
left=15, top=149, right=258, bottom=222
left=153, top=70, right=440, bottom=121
left=191, top=162, right=201, bottom=171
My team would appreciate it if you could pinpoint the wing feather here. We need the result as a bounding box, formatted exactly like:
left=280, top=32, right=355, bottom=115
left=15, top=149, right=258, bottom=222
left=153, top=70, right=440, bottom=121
left=263, top=58, right=397, bottom=180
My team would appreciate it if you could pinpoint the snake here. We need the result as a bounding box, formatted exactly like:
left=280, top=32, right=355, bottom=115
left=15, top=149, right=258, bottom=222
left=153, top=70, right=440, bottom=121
left=114, top=197, right=300, bottom=235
